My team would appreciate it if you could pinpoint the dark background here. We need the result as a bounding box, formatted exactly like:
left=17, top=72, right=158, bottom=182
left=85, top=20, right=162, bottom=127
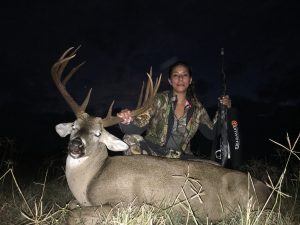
left=0, top=0, right=299, bottom=167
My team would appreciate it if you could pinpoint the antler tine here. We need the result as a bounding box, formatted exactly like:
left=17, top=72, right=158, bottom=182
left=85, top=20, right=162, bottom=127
left=143, top=67, right=152, bottom=105
left=154, top=74, right=162, bottom=94
left=106, top=100, right=115, bottom=119
left=136, top=81, right=145, bottom=109
left=57, top=46, right=81, bottom=81
left=101, top=101, right=123, bottom=127
left=62, top=61, right=86, bottom=86
left=135, top=68, right=157, bottom=110
left=131, top=72, right=154, bottom=117
left=51, top=47, right=91, bottom=117
left=80, top=88, right=92, bottom=114
left=101, top=69, right=161, bottom=128
left=136, top=67, right=153, bottom=109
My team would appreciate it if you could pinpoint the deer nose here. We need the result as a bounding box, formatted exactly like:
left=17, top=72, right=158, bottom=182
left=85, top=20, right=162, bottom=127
left=68, top=137, right=85, bottom=156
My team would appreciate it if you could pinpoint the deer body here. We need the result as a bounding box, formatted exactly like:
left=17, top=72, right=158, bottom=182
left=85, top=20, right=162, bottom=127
left=87, top=156, right=253, bottom=209
left=52, top=48, right=272, bottom=223
left=57, top=115, right=271, bottom=222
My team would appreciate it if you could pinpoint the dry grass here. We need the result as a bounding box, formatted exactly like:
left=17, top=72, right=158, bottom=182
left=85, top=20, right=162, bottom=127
left=0, top=132, right=299, bottom=225
left=0, top=167, right=72, bottom=225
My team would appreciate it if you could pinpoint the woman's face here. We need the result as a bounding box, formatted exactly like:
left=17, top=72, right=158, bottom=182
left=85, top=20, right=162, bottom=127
left=168, top=65, right=192, bottom=94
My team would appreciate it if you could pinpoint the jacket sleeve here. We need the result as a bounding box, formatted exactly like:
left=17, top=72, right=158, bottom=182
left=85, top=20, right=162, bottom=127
left=198, top=107, right=219, bottom=140
left=198, top=107, right=233, bottom=140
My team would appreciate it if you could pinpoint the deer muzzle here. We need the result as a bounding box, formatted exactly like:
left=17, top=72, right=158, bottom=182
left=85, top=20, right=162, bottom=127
left=68, top=137, right=85, bottom=158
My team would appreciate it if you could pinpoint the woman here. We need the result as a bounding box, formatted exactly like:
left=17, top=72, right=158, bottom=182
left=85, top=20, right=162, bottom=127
left=117, top=61, right=231, bottom=159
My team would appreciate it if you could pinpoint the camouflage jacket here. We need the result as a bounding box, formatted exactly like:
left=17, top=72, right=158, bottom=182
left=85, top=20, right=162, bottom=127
left=121, top=90, right=218, bottom=155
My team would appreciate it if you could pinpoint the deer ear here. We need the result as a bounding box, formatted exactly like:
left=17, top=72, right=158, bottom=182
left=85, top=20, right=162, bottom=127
left=55, top=123, right=73, bottom=137
left=99, top=130, right=128, bottom=151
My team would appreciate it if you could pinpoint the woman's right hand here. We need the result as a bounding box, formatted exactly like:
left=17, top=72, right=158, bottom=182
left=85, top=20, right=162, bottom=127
left=117, top=109, right=134, bottom=124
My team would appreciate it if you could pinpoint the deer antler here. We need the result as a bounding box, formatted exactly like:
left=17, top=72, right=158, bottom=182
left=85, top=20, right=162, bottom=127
left=51, top=46, right=92, bottom=117
left=101, top=68, right=162, bottom=127
left=52, top=47, right=161, bottom=125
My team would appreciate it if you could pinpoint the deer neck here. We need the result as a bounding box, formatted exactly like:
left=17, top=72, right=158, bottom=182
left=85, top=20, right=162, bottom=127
left=65, top=144, right=108, bottom=206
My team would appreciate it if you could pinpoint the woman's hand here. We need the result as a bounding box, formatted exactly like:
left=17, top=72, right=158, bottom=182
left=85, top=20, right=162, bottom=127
left=218, top=95, right=232, bottom=108
left=117, top=109, right=134, bottom=124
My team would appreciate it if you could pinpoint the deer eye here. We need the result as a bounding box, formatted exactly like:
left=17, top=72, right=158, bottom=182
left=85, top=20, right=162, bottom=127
left=94, top=132, right=101, bottom=137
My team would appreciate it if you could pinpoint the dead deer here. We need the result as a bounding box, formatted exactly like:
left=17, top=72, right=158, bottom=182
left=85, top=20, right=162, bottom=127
left=52, top=47, right=273, bottom=224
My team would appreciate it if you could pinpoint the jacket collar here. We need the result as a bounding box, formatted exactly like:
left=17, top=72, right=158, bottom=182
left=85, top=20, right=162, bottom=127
left=167, top=90, right=193, bottom=109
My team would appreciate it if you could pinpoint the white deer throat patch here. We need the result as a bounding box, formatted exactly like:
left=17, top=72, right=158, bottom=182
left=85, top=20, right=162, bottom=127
left=67, top=155, right=89, bottom=168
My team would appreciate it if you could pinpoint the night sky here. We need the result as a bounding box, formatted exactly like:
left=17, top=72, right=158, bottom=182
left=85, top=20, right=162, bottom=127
left=1, top=0, right=299, bottom=161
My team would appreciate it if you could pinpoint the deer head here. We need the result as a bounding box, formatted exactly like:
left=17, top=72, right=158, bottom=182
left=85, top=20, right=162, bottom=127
left=52, top=46, right=161, bottom=159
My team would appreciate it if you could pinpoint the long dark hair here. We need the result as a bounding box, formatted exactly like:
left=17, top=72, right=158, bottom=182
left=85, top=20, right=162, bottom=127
left=168, top=61, right=197, bottom=102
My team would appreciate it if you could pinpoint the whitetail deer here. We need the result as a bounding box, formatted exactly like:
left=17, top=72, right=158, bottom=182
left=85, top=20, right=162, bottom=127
left=52, top=47, right=273, bottom=224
